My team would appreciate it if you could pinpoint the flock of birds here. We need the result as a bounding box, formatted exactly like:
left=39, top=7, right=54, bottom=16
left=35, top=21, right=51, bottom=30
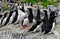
left=0, top=2, right=59, bottom=35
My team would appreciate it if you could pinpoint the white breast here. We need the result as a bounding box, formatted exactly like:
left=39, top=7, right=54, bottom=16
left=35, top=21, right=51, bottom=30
left=23, top=18, right=29, bottom=26
left=0, top=20, right=1, bottom=25
left=18, top=10, right=27, bottom=21
left=49, top=22, right=55, bottom=33
left=8, top=12, right=16, bottom=25
left=58, top=11, right=60, bottom=16
left=2, top=17, right=8, bottom=26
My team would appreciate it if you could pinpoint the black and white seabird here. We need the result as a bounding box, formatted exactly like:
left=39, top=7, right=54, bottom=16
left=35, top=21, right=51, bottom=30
left=28, top=7, right=42, bottom=32
left=22, top=8, right=36, bottom=30
left=1, top=10, right=14, bottom=26
left=1, top=12, right=8, bottom=25
left=41, top=10, right=57, bottom=35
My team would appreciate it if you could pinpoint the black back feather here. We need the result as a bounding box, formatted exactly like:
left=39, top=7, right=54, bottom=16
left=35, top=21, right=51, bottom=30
left=35, top=7, right=41, bottom=21
left=20, top=5, right=25, bottom=12
left=11, top=9, right=18, bottom=24
left=0, top=14, right=3, bottom=18
left=28, top=21, right=41, bottom=32
left=28, top=8, right=33, bottom=23
left=43, top=10, right=48, bottom=21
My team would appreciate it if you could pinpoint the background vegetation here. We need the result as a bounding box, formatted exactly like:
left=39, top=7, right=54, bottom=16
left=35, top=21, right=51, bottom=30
left=18, top=0, right=59, bottom=7
left=1, top=0, right=60, bottom=12
left=2, top=2, right=9, bottom=12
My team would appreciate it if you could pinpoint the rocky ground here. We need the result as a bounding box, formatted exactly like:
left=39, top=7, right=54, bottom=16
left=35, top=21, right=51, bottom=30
left=0, top=21, right=60, bottom=39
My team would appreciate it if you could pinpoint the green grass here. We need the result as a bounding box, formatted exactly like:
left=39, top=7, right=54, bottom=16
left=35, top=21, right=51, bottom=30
left=1, top=2, right=9, bottom=12
left=2, top=7, right=9, bottom=12
left=18, top=0, right=59, bottom=7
